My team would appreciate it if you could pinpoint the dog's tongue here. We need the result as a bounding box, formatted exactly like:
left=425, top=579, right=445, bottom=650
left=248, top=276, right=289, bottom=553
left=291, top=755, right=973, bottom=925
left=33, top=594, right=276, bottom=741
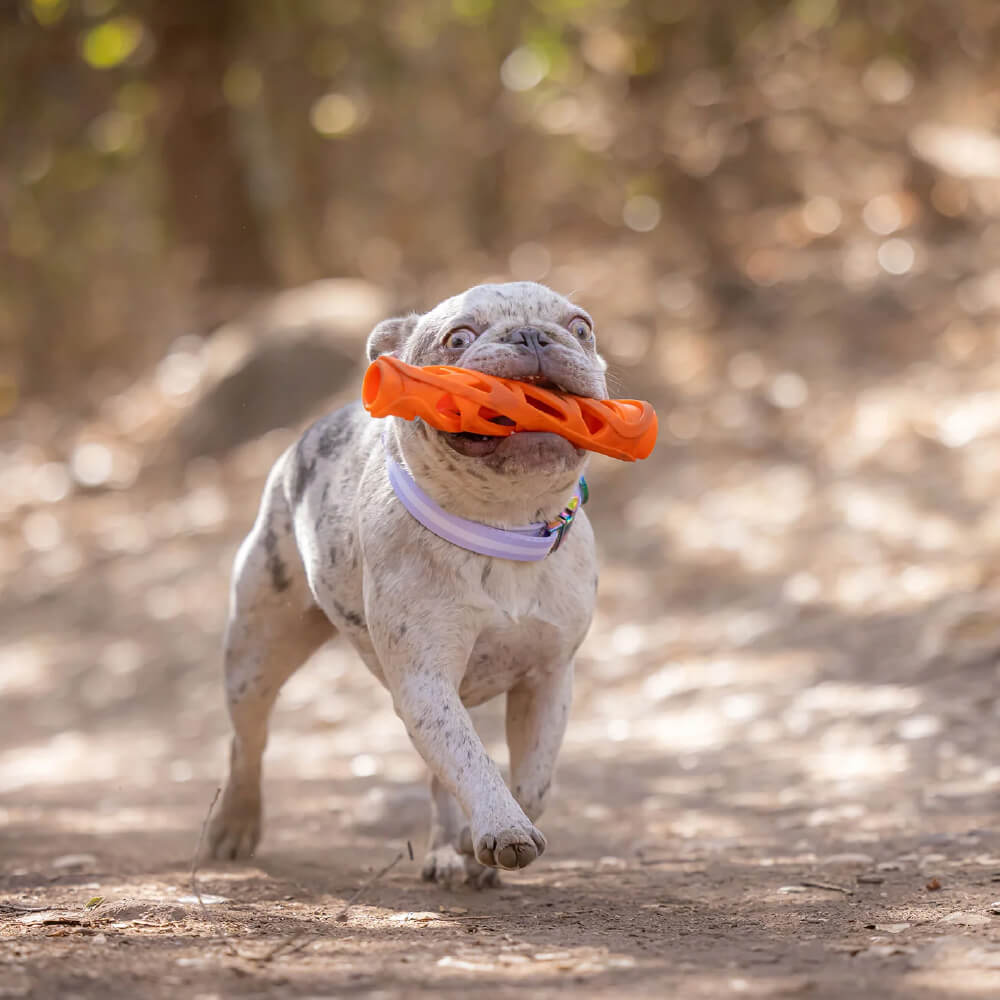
left=445, top=432, right=504, bottom=457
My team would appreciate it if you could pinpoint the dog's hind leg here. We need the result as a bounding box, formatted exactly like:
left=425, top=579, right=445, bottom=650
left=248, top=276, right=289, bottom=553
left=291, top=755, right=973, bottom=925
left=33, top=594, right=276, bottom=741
left=421, top=775, right=499, bottom=888
left=208, top=473, right=335, bottom=859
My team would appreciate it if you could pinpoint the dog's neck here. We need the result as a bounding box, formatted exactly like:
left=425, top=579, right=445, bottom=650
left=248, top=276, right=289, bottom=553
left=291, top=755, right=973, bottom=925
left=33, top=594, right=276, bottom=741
left=389, top=421, right=585, bottom=529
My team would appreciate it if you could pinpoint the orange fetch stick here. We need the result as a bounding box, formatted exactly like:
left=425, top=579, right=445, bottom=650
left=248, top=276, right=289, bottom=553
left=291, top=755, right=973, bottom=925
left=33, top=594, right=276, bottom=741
left=362, top=355, right=657, bottom=462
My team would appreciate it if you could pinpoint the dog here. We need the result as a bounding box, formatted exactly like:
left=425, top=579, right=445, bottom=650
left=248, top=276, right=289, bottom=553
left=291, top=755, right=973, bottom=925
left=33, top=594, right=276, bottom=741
left=208, top=281, right=608, bottom=886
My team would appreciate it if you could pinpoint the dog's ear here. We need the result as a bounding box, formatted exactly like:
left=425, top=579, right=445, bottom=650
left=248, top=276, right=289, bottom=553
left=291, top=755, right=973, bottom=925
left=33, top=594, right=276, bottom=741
left=366, top=314, right=418, bottom=362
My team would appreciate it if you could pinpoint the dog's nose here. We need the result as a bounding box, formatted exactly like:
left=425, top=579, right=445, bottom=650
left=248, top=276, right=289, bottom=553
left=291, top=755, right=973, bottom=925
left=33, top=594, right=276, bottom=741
left=502, top=326, right=552, bottom=350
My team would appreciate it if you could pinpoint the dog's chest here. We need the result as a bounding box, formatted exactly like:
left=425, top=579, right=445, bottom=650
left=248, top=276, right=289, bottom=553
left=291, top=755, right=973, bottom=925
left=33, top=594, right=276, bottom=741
left=455, top=559, right=583, bottom=706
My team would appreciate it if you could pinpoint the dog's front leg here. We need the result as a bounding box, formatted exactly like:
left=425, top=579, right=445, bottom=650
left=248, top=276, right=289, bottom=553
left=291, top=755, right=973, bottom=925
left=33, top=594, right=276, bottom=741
left=381, top=641, right=546, bottom=871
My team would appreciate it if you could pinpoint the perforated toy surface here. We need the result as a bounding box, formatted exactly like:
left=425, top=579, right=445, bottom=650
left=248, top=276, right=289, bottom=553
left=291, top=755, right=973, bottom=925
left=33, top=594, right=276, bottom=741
left=362, top=355, right=657, bottom=462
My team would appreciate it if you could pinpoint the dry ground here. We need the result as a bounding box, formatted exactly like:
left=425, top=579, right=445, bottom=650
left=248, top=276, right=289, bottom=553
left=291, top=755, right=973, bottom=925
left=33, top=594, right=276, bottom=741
left=4, top=268, right=1000, bottom=998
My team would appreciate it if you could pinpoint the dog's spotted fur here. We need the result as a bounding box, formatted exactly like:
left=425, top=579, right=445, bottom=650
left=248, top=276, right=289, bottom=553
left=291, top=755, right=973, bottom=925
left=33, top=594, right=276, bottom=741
left=208, top=282, right=606, bottom=886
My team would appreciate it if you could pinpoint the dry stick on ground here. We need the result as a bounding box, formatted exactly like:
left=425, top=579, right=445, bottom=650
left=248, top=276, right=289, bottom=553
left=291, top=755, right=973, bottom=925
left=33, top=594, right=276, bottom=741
left=334, top=849, right=405, bottom=922
left=234, top=846, right=412, bottom=965
left=0, top=903, right=75, bottom=913
left=189, top=786, right=221, bottom=918
left=799, top=880, right=854, bottom=895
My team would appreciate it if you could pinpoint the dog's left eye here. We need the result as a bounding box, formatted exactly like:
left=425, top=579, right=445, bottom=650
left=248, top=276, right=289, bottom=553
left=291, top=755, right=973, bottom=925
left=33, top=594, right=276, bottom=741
left=569, top=317, right=592, bottom=341
left=443, top=327, right=477, bottom=349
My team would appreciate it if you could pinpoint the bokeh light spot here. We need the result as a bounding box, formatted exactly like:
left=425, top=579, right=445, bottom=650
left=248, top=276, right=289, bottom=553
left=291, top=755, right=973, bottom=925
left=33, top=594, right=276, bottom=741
left=71, top=442, right=113, bottom=488
left=81, top=17, right=145, bottom=70
left=310, top=93, right=359, bottom=137
left=500, top=47, right=549, bottom=92
left=623, top=195, right=661, bottom=232
left=877, top=238, right=914, bottom=275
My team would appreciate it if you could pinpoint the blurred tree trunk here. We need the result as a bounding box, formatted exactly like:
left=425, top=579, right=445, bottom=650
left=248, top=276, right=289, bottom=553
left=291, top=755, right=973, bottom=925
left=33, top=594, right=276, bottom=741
left=149, top=0, right=277, bottom=290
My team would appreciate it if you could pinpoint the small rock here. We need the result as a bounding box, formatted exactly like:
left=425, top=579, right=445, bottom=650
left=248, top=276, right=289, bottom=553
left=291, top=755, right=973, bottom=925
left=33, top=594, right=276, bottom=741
left=857, top=874, right=885, bottom=884
left=877, top=861, right=903, bottom=872
left=988, top=901, right=1000, bottom=915
left=874, top=923, right=911, bottom=934
left=940, top=911, right=992, bottom=926
left=925, top=878, right=942, bottom=891
left=51, top=853, right=98, bottom=870
left=777, top=885, right=809, bottom=894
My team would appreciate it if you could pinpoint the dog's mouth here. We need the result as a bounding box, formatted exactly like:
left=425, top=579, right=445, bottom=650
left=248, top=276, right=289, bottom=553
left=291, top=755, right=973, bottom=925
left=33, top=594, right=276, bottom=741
left=441, top=375, right=579, bottom=458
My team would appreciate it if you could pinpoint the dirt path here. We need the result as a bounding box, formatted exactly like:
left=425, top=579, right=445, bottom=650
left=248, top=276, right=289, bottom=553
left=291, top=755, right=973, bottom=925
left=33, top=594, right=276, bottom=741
left=5, top=281, right=1000, bottom=998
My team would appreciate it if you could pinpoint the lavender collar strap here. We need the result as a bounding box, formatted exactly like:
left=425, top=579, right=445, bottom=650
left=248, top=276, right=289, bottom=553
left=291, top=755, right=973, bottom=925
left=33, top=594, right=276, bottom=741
left=385, top=452, right=586, bottom=562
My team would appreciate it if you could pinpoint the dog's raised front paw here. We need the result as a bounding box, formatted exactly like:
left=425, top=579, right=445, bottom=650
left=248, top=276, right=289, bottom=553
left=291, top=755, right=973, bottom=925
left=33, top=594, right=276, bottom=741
left=207, top=789, right=261, bottom=860
left=473, top=822, right=546, bottom=870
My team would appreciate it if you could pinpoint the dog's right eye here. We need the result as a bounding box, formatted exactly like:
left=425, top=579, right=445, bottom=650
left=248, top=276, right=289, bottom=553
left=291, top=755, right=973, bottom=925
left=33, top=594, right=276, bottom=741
left=443, top=327, right=477, bottom=349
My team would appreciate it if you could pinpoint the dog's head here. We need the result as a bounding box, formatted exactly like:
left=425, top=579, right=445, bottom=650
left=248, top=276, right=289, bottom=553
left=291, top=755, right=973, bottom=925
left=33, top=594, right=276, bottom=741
left=367, top=282, right=608, bottom=517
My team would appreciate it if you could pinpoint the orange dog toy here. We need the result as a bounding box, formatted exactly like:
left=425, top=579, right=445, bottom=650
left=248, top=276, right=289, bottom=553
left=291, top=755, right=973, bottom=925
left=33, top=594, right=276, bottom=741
left=362, top=355, right=657, bottom=462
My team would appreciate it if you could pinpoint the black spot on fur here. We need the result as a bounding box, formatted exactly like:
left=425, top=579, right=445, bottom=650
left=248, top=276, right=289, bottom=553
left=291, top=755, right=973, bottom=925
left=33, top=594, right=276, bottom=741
left=332, top=598, right=366, bottom=630
left=316, top=408, right=355, bottom=457
left=399, top=623, right=407, bottom=636
left=481, top=563, right=492, bottom=587
left=289, top=444, right=318, bottom=507
left=328, top=544, right=337, bottom=566
left=290, top=404, right=359, bottom=505
left=263, top=523, right=290, bottom=592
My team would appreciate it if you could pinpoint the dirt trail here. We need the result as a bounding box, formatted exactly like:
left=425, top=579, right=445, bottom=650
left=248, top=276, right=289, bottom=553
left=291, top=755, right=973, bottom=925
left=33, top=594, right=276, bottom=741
left=4, top=277, right=1000, bottom=998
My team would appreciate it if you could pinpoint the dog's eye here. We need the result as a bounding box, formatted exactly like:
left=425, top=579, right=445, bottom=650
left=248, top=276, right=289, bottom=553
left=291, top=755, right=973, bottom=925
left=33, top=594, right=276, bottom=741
left=569, top=317, right=592, bottom=341
left=443, top=327, right=477, bottom=349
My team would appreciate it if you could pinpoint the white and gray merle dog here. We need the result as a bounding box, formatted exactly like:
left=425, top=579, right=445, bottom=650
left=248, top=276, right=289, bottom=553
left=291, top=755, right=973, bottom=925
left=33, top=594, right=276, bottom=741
left=208, top=281, right=608, bottom=886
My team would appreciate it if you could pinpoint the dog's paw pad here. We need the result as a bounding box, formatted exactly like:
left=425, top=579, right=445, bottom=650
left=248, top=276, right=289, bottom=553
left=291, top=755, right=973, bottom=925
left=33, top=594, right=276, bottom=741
left=474, top=824, right=546, bottom=871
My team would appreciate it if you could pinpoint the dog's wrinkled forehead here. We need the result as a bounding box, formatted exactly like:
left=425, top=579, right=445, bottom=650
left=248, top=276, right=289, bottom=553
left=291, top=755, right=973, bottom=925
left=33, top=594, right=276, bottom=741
left=418, top=282, right=586, bottom=338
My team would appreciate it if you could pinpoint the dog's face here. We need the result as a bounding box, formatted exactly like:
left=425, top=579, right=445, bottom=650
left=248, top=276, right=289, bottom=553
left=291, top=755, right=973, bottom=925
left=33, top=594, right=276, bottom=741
left=367, top=283, right=608, bottom=507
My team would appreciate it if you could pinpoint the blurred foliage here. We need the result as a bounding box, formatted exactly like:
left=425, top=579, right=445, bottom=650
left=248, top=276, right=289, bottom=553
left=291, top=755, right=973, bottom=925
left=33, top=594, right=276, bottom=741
left=2, top=0, right=1000, bottom=407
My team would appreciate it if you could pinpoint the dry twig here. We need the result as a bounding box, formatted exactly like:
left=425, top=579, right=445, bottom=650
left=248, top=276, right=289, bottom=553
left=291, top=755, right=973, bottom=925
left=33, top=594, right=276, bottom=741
left=189, top=786, right=221, bottom=917
left=799, top=880, right=853, bottom=895
left=334, top=850, right=404, bottom=922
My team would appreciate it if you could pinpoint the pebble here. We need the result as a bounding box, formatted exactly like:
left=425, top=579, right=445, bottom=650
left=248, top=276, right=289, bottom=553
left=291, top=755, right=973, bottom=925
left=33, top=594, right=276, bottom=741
left=857, top=874, right=885, bottom=884
left=989, top=901, right=1000, bottom=915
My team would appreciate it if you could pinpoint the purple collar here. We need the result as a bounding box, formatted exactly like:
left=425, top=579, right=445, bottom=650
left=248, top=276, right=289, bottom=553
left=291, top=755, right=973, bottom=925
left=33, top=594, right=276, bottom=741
left=385, top=452, right=588, bottom=562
